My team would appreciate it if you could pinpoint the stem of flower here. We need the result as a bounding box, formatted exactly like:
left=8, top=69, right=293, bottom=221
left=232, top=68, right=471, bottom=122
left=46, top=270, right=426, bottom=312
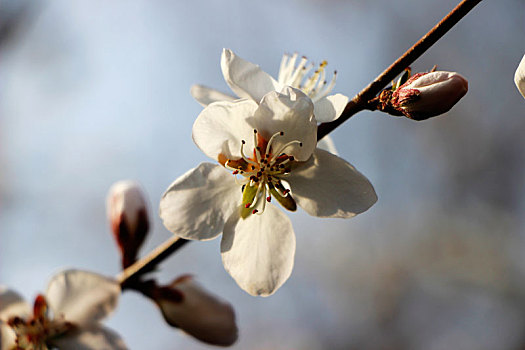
left=117, top=235, right=189, bottom=288
left=116, top=0, right=482, bottom=286
left=317, top=0, right=483, bottom=141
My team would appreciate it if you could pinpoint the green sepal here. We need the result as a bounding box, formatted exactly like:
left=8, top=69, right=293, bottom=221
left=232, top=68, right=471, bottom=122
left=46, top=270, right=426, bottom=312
left=269, top=187, right=297, bottom=212
left=240, top=183, right=258, bottom=219
left=392, top=68, right=411, bottom=91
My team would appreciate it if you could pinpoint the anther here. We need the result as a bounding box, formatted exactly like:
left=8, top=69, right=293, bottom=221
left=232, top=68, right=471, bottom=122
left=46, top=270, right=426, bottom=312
left=241, top=140, right=246, bottom=144
left=280, top=131, right=284, bottom=136
left=232, top=170, right=239, bottom=175
left=245, top=203, right=251, bottom=208
left=266, top=196, right=271, bottom=202
left=252, top=209, right=258, bottom=214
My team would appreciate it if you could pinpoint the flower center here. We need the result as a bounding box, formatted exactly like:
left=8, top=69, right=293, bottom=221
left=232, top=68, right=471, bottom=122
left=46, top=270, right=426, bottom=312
left=222, top=129, right=299, bottom=218
left=8, top=295, right=74, bottom=349
left=278, top=53, right=337, bottom=102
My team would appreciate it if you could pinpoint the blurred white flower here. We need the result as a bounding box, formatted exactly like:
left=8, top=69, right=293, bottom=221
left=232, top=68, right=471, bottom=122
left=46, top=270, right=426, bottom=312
left=160, top=87, right=376, bottom=296
left=152, top=275, right=237, bottom=346
left=107, top=180, right=150, bottom=268
left=391, top=71, right=468, bottom=120
left=0, top=270, right=125, bottom=350
left=514, top=54, right=525, bottom=98
left=190, top=48, right=348, bottom=155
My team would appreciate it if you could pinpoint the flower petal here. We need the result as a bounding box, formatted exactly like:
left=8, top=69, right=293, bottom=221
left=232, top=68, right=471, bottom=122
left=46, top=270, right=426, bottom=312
left=221, top=49, right=280, bottom=103
left=155, top=276, right=237, bottom=346
left=288, top=148, right=377, bottom=218
left=0, top=287, right=30, bottom=321
left=192, top=99, right=258, bottom=161
left=221, top=205, right=295, bottom=296
left=51, top=326, right=127, bottom=350
left=254, top=87, right=317, bottom=161
left=1, top=323, right=17, bottom=350
left=190, top=85, right=236, bottom=107
left=313, top=93, right=348, bottom=123
left=514, top=53, right=525, bottom=98
left=160, top=163, right=241, bottom=240
left=46, top=270, right=120, bottom=326
left=316, top=135, right=339, bottom=156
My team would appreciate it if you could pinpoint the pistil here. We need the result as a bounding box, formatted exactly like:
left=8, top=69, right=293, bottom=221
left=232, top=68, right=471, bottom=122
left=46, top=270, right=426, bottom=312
left=226, top=130, right=299, bottom=218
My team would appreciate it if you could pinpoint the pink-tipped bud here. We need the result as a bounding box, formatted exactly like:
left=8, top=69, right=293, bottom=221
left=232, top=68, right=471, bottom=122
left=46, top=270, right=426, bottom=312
left=391, top=71, right=468, bottom=120
left=107, top=180, right=149, bottom=268
left=153, top=275, right=238, bottom=346
left=514, top=54, right=525, bottom=99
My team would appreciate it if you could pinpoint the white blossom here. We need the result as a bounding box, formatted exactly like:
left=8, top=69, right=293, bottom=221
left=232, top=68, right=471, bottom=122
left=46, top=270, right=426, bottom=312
left=152, top=275, right=237, bottom=346
left=160, top=87, right=376, bottom=296
left=0, top=270, right=125, bottom=350
left=190, top=49, right=348, bottom=154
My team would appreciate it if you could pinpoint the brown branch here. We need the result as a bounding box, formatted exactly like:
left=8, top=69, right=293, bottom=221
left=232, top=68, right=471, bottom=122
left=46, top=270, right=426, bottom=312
left=317, top=0, right=483, bottom=141
left=117, top=235, right=189, bottom=288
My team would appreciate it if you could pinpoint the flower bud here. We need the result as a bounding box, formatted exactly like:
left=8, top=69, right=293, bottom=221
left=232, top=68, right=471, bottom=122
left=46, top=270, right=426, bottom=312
left=391, top=71, right=468, bottom=120
left=106, top=180, right=149, bottom=268
left=152, top=275, right=237, bottom=346
left=514, top=53, right=525, bottom=99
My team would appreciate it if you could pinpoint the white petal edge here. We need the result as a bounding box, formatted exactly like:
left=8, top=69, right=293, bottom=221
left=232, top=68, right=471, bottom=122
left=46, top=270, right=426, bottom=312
left=157, top=277, right=237, bottom=346
left=46, top=270, right=120, bottom=327
left=313, top=93, right=349, bottom=123
left=254, top=87, right=317, bottom=161
left=190, top=85, right=236, bottom=107
left=317, top=135, right=339, bottom=156
left=51, top=326, right=127, bottom=350
left=221, top=205, right=295, bottom=296
left=1, top=323, right=17, bottom=350
left=221, top=49, right=280, bottom=103
left=514, top=53, right=525, bottom=98
left=160, top=163, right=241, bottom=240
left=192, top=99, right=259, bottom=161
left=0, top=287, right=30, bottom=321
left=288, top=148, right=377, bottom=218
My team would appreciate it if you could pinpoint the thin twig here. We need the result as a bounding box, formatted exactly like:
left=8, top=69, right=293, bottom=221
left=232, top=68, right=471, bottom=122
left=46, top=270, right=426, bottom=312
left=317, top=0, right=483, bottom=140
left=117, top=235, right=189, bottom=287
left=117, top=0, right=482, bottom=285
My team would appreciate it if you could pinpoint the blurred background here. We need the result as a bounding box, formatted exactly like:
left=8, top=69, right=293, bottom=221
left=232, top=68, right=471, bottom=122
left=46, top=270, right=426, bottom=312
left=1, top=0, right=525, bottom=349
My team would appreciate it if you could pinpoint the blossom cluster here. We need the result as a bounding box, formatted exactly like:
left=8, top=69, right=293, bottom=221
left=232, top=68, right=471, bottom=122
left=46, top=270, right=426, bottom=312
left=2, top=45, right=477, bottom=348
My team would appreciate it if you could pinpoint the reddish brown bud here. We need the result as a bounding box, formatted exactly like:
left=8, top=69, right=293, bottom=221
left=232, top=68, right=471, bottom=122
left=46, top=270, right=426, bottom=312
left=391, top=71, right=468, bottom=120
left=107, top=181, right=149, bottom=268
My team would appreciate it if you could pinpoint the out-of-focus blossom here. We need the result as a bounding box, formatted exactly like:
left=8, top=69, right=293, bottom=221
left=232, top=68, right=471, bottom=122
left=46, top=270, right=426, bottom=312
left=391, top=71, right=468, bottom=120
left=514, top=54, right=525, bottom=98
left=0, top=270, right=124, bottom=350
left=190, top=48, right=348, bottom=155
left=160, top=87, right=376, bottom=296
left=107, top=181, right=150, bottom=268
left=151, top=275, right=237, bottom=346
